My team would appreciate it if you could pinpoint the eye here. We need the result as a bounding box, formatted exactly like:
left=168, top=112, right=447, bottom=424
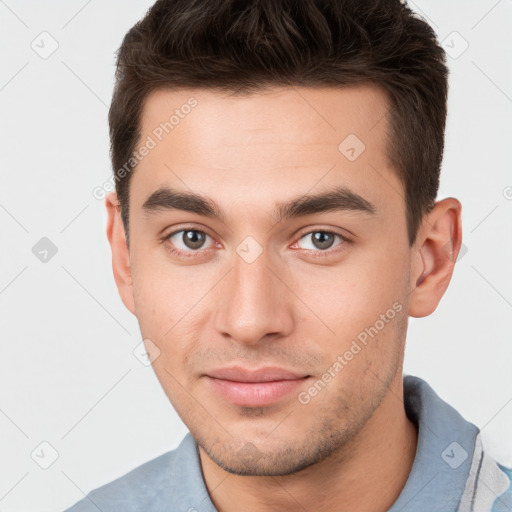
left=294, top=230, right=347, bottom=253
left=164, top=228, right=215, bottom=256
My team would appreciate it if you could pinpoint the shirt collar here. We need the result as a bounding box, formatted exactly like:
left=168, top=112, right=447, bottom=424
left=389, top=375, right=478, bottom=511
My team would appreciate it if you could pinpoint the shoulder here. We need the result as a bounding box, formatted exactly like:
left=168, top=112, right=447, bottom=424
left=63, top=449, right=177, bottom=511
left=458, top=434, right=512, bottom=512
left=491, top=463, right=512, bottom=512
left=398, top=375, right=511, bottom=512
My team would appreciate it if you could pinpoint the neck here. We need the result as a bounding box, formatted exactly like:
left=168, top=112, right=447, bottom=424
left=199, top=373, right=418, bottom=512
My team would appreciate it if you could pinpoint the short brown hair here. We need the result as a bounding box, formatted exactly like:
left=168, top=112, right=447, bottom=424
left=109, top=0, right=448, bottom=246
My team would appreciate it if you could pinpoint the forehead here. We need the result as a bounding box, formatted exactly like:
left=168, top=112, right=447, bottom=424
left=131, top=85, right=401, bottom=219
left=140, top=84, right=389, bottom=153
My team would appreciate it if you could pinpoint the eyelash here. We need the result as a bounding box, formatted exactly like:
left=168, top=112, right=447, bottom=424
left=162, top=226, right=350, bottom=259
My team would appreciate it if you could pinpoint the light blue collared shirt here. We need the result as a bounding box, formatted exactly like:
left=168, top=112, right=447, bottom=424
left=64, top=375, right=512, bottom=511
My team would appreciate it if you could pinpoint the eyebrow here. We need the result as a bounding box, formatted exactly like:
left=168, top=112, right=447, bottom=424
left=142, top=185, right=376, bottom=223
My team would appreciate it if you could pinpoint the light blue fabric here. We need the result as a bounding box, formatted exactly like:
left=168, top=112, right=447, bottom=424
left=492, top=465, right=512, bottom=512
left=63, top=375, right=512, bottom=511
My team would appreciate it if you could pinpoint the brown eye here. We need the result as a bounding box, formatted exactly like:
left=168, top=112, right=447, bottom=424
left=181, top=230, right=207, bottom=249
left=165, top=229, right=213, bottom=253
left=297, top=231, right=344, bottom=251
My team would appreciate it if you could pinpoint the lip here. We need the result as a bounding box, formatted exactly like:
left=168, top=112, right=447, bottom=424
left=207, top=366, right=308, bottom=382
left=205, top=366, right=311, bottom=407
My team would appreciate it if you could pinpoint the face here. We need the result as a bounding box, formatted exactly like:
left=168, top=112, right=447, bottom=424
left=112, top=85, right=419, bottom=476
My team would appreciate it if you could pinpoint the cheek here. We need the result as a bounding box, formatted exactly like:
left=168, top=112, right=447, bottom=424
left=287, top=248, right=409, bottom=380
left=290, top=257, right=406, bottom=332
left=130, top=256, right=215, bottom=371
left=130, top=250, right=205, bottom=332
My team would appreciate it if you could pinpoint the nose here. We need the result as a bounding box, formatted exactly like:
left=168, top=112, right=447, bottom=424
left=213, top=247, right=294, bottom=346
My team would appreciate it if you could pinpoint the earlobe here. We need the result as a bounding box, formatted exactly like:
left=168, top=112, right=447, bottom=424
left=408, top=198, right=462, bottom=318
left=105, top=192, right=136, bottom=315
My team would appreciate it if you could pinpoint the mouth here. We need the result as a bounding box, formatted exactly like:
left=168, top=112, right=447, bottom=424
left=205, top=366, right=311, bottom=407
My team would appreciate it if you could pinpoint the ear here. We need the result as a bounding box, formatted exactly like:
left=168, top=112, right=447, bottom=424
left=408, top=197, right=462, bottom=318
left=105, top=192, right=136, bottom=315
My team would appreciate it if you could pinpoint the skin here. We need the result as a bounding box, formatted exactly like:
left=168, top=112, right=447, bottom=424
left=106, top=85, right=462, bottom=512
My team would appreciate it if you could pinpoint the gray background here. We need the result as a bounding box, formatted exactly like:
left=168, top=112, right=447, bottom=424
left=1, top=1, right=511, bottom=510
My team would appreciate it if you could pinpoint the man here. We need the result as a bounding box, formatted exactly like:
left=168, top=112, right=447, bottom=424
left=65, top=0, right=512, bottom=510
